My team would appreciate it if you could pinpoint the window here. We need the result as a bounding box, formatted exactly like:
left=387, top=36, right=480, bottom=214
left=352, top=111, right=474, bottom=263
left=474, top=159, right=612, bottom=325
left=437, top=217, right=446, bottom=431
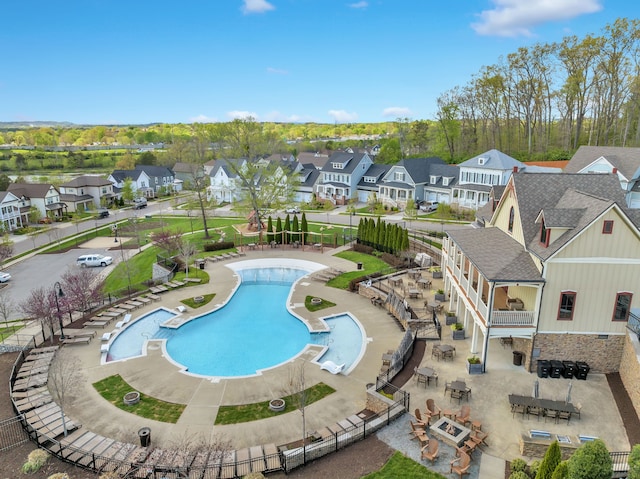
left=540, top=220, right=549, bottom=246
left=603, top=220, right=614, bottom=234
left=331, top=162, right=343, bottom=169
left=612, top=292, right=632, bottom=322
left=443, top=177, right=450, bottom=186
left=558, top=292, right=576, bottom=321
left=394, top=171, right=405, bottom=182
left=508, top=207, right=514, bottom=233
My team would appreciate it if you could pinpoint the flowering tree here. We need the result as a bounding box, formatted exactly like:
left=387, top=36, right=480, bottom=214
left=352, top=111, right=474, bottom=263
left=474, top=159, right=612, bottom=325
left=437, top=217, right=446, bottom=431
left=19, top=287, right=59, bottom=344
left=60, top=267, right=105, bottom=318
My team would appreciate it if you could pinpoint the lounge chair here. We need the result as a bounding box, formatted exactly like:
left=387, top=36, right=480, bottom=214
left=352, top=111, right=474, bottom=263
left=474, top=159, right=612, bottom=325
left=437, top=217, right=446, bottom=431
left=414, top=408, right=430, bottom=426
left=450, top=451, right=471, bottom=478
left=426, top=398, right=442, bottom=420
left=421, top=437, right=440, bottom=464
left=146, top=293, right=161, bottom=301
left=455, top=404, right=471, bottom=427
left=176, top=305, right=187, bottom=313
left=320, top=360, right=344, bottom=374
left=409, top=420, right=428, bottom=442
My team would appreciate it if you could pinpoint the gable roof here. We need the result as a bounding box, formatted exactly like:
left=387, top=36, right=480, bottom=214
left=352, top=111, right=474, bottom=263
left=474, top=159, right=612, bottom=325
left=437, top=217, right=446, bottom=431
left=210, top=158, right=245, bottom=178
left=426, top=163, right=459, bottom=188
left=392, top=157, right=448, bottom=184
left=135, top=164, right=174, bottom=177
left=0, top=191, right=20, bottom=203
left=564, top=146, right=640, bottom=180
left=459, top=149, right=523, bottom=170
left=297, top=152, right=329, bottom=169
left=506, top=172, right=634, bottom=260
left=8, top=183, right=58, bottom=198
left=110, top=170, right=145, bottom=182
left=321, top=151, right=369, bottom=173
left=60, top=175, right=112, bottom=188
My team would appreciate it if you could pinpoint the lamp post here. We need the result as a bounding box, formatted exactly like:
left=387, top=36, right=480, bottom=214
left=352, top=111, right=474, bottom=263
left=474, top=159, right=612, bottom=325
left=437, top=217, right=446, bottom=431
left=53, top=281, right=65, bottom=340
left=112, top=224, right=118, bottom=243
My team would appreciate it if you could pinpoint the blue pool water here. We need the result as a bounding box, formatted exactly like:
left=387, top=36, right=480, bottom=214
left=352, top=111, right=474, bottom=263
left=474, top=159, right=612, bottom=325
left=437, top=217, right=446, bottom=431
left=106, top=267, right=364, bottom=377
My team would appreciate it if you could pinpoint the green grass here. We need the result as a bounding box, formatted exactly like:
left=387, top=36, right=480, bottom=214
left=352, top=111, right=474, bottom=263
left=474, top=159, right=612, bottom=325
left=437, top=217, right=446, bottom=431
left=305, top=295, right=336, bottom=312
left=215, top=383, right=336, bottom=425
left=93, top=374, right=185, bottom=423
left=182, top=293, right=215, bottom=308
left=326, top=251, right=392, bottom=289
left=0, top=323, right=23, bottom=341
left=362, top=451, right=447, bottom=478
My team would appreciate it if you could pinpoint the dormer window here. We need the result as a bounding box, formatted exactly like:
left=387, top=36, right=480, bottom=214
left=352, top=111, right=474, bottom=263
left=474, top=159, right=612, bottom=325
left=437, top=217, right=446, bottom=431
left=430, top=175, right=437, bottom=184
left=478, top=157, right=486, bottom=166
left=332, top=162, right=344, bottom=169
left=394, top=172, right=405, bottom=181
left=443, top=177, right=450, bottom=186
left=602, top=220, right=614, bottom=234
left=540, top=220, right=550, bottom=247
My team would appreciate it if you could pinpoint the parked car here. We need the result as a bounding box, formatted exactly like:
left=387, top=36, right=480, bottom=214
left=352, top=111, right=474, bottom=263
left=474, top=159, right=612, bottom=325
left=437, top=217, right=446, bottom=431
left=0, top=272, right=11, bottom=283
left=420, top=201, right=440, bottom=212
left=38, top=217, right=52, bottom=224
left=285, top=206, right=300, bottom=214
left=133, top=197, right=147, bottom=209
left=98, top=209, right=110, bottom=218
left=77, top=254, right=113, bottom=268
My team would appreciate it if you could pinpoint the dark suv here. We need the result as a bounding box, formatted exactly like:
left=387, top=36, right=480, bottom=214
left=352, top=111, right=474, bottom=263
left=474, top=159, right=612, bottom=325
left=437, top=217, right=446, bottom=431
left=98, top=210, right=110, bottom=218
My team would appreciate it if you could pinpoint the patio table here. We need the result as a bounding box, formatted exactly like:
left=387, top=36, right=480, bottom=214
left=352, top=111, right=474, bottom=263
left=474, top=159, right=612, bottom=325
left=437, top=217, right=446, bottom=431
left=417, top=278, right=432, bottom=289
left=416, top=367, right=437, bottom=386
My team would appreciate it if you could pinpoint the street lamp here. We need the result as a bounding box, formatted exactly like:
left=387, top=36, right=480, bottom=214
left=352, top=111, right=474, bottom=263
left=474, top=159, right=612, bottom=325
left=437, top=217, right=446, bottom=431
left=349, top=211, right=355, bottom=242
left=112, top=224, right=118, bottom=243
left=53, top=281, right=65, bottom=340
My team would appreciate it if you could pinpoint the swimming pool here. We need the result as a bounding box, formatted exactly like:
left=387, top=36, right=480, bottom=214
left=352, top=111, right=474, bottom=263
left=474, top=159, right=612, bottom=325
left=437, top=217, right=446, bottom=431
left=105, top=263, right=365, bottom=377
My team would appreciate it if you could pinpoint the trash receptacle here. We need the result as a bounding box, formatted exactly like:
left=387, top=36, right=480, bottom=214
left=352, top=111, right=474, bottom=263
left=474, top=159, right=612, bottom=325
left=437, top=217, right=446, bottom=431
left=562, top=361, right=576, bottom=379
left=550, top=360, right=564, bottom=378
left=537, top=360, right=550, bottom=378
left=357, top=262, right=363, bottom=270
left=575, top=361, right=590, bottom=380
left=138, top=427, right=151, bottom=447
left=513, top=351, right=523, bottom=366
left=198, top=259, right=205, bottom=270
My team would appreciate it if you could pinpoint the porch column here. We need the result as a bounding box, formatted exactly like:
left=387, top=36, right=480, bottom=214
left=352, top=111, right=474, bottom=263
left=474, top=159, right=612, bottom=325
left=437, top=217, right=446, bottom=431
left=470, top=321, right=480, bottom=355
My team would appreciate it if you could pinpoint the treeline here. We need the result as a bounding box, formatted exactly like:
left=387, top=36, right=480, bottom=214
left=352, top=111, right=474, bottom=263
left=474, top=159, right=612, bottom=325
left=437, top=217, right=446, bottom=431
left=357, top=218, right=409, bottom=255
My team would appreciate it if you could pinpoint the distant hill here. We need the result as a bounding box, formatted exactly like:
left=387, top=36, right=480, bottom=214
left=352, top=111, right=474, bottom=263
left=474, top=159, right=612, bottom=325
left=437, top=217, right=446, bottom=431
left=0, top=121, right=75, bottom=129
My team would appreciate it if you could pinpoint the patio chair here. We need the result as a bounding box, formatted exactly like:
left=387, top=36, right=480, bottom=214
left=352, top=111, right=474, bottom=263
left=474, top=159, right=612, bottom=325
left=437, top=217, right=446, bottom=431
left=414, top=408, right=430, bottom=427
left=455, top=404, right=471, bottom=427
left=574, top=402, right=582, bottom=420
left=409, top=421, right=428, bottom=442
left=528, top=405, right=543, bottom=421
left=470, top=430, right=489, bottom=449
left=545, top=409, right=559, bottom=423
left=450, top=451, right=471, bottom=478
left=414, top=367, right=428, bottom=388
left=426, top=398, right=442, bottom=420
left=558, top=410, right=572, bottom=424
left=421, top=438, right=440, bottom=464
left=450, top=389, right=463, bottom=404
left=512, top=403, right=527, bottom=419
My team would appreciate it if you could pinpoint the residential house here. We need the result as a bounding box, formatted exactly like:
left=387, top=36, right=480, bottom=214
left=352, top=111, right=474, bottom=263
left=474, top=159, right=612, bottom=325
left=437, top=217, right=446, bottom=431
left=296, top=152, right=329, bottom=170
left=452, top=149, right=524, bottom=209
left=7, top=183, right=66, bottom=222
left=108, top=169, right=153, bottom=198
left=135, top=165, right=178, bottom=194
left=356, top=163, right=391, bottom=204
left=378, top=157, right=448, bottom=210
left=0, top=191, right=23, bottom=232
left=203, top=159, right=217, bottom=176
left=173, top=162, right=205, bottom=188
left=59, top=175, right=116, bottom=212
left=564, top=146, right=640, bottom=209
left=316, top=151, right=373, bottom=205
left=294, top=164, right=321, bottom=203
left=442, top=172, right=640, bottom=374
left=207, top=159, right=246, bottom=203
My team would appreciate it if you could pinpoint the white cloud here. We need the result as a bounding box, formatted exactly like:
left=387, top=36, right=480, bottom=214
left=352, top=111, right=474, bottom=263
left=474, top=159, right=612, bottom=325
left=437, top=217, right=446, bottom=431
left=382, top=107, right=412, bottom=118
left=267, top=67, right=289, bottom=75
left=471, top=0, right=602, bottom=37
left=263, top=111, right=308, bottom=122
left=348, top=1, right=368, bottom=9
left=328, top=109, right=358, bottom=123
left=226, top=110, right=259, bottom=120
left=241, top=0, right=275, bottom=15
left=189, top=114, right=218, bottom=123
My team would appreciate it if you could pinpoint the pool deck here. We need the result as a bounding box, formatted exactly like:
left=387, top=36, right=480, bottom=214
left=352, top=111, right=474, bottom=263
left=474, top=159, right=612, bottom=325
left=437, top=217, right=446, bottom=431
left=60, top=248, right=407, bottom=448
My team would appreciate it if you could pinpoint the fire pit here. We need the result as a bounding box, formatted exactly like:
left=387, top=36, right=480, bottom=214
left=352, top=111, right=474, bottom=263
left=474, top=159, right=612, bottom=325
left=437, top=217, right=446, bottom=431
left=430, top=417, right=471, bottom=447
left=310, top=298, right=322, bottom=305
left=269, top=399, right=286, bottom=412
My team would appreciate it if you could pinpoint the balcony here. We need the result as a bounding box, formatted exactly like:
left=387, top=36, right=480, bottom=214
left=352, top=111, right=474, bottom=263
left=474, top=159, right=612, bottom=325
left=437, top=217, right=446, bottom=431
left=491, top=310, right=536, bottom=327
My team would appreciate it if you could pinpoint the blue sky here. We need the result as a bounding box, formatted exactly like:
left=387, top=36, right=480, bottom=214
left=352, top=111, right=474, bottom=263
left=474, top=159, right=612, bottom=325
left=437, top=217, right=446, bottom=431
left=1, top=0, right=635, bottom=125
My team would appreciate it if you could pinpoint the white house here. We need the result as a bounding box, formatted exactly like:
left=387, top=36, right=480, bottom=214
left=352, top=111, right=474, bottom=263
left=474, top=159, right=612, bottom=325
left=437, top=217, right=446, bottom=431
left=59, top=175, right=116, bottom=211
left=316, top=151, right=373, bottom=205
left=207, top=159, right=246, bottom=203
left=108, top=169, right=153, bottom=198
left=7, top=183, right=66, bottom=222
left=0, top=191, right=23, bottom=232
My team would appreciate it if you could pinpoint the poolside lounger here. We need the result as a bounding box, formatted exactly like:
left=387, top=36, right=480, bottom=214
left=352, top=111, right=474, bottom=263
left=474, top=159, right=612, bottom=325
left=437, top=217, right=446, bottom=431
left=176, top=305, right=187, bottom=313
left=135, top=296, right=151, bottom=304
left=122, top=314, right=132, bottom=323
left=263, top=443, right=281, bottom=471
left=172, top=280, right=186, bottom=286
left=149, top=286, right=162, bottom=293
left=115, top=321, right=124, bottom=329
left=101, top=332, right=112, bottom=341
left=100, top=311, right=120, bottom=318
left=62, top=336, right=92, bottom=345
left=320, top=360, right=345, bottom=375
left=184, top=278, right=202, bottom=283
left=118, top=303, right=136, bottom=311
left=100, top=344, right=109, bottom=353
left=30, top=346, right=59, bottom=355
left=146, top=293, right=161, bottom=301
left=85, top=320, right=109, bottom=328
left=126, top=300, right=143, bottom=308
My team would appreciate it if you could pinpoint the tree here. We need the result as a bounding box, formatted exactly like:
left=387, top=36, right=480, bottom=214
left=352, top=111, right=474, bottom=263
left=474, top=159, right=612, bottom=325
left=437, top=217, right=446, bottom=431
left=136, top=151, right=157, bottom=166
left=28, top=206, right=40, bottom=224
left=567, top=439, right=612, bottom=479
left=178, top=239, right=198, bottom=279
left=185, top=128, right=216, bottom=239
left=301, top=212, right=309, bottom=245
left=628, top=444, right=640, bottom=479
left=60, top=267, right=105, bottom=319
left=115, top=151, right=136, bottom=170
left=47, top=353, right=85, bottom=436
left=551, top=461, right=569, bottom=479
left=266, top=216, right=274, bottom=243
left=151, top=229, right=183, bottom=257
left=0, top=173, right=11, bottom=191
left=536, top=441, right=562, bottom=479
left=121, top=177, right=135, bottom=204
left=19, top=286, right=59, bottom=344
left=282, top=362, right=309, bottom=462
left=0, top=291, right=15, bottom=328
left=0, top=234, right=14, bottom=269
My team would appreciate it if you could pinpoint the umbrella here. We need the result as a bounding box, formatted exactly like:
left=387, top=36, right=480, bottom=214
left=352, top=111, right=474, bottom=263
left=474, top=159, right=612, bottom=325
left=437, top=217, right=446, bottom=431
left=533, top=379, right=539, bottom=398
left=566, top=381, right=573, bottom=404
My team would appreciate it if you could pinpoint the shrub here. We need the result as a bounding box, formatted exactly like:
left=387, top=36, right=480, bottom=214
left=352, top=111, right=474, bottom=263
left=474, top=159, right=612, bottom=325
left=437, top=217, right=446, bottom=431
left=451, top=323, right=463, bottom=331
left=510, top=472, right=531, bottom=479
left=566, top=439, right=612, bottom=479
left=380, top=252, right=404, bottom=267
left=203, top=241, right=235, bottom=252
left=629, top=444, right=640, bottom=479
left=536, top=442, right=560, bottom=479
left=551, top=461, right=568, bottom=479
left=353, top=243, right=374, bottom=254
left=467, top=356, right=481, bottom=364
left=510, top=458, right=528, bottom=474
left=21, top=449, right=49, bottom=473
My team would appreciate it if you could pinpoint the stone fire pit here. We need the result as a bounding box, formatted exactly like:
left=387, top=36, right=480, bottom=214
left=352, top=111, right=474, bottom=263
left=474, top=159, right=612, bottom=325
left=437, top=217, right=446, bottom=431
left=430, top=417, right=471, bottom=447
left=123, top=391, right=140, bottom=406
left=269, top=399, right=286, bottom=412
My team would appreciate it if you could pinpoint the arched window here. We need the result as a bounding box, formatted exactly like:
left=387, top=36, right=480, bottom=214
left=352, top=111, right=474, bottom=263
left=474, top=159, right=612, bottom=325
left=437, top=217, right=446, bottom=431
left=508, top=207, right=515, bottom=233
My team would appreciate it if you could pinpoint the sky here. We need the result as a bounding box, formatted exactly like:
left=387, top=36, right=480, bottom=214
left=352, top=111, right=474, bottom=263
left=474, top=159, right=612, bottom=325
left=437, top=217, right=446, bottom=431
left=1, top=0, right=636, bottom=125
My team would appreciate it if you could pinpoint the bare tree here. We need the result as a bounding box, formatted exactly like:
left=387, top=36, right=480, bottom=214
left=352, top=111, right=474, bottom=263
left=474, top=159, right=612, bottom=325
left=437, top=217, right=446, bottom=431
left=19, top=286, right=59, bottom=344
left=178, top=239, right=198, bottom=279
left=282, top=362, right=309, bottom=460
left=167, top=430, right=232, bottom=470
left=47, top=353, right=85, bottom=436
left=0, top=291, right=15, bottom=327
left=28, top=227, right=45, bottom=250
left=0, top=234, right=14, bottom=269
left=60, top=266, right=105, bottom=319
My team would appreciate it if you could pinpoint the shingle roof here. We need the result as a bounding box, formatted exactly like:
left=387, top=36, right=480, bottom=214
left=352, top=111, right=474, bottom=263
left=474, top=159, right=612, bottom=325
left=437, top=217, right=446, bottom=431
left=394, top=157, right=447, bottom=183
left=60, top=175, right=111, bottom=187
left=110, top=170, right=144, bottom=182
left=540, top=208, right=585, bottom=228
left=426, top=163, right=459, bottom=189
left=8, top=183, right=57, bottom=198
left=564, top=146, right=640, bottom=180
left=321, top=152, right=368, bottom=173
left=459, top=149, right=523, bottom=170
left=135, top=165, right=174, bottom=177
left=447, top=227, right=543, bottom=282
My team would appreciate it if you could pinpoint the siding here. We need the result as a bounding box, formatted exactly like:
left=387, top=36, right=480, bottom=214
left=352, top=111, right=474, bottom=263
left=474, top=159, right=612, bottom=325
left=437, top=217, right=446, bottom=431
left=491, top=187, right=526, bottom=246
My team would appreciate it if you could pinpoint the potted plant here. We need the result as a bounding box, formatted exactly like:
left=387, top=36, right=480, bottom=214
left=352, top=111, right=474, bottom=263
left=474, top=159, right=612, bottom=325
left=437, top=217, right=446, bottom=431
left=466, top=356, right=483, bottom=374
left=432, top=267, right=443, bottom=279
left=451, top=322, right=465, bottom=340
left=435, top=289, right=446, bottom=302
left=445, top=311, right=457, bottom=325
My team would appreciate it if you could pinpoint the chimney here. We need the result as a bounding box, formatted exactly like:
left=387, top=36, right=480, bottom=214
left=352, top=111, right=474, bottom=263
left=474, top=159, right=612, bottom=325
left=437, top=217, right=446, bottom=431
left=513, top=166, right=519, bottom=173
left=612, top=167, right=618, bottom=174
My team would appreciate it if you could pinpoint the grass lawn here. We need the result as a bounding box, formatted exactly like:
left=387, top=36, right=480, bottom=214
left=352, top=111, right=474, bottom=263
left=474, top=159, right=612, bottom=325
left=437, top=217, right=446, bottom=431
left=326, top=251, right=393, bottom=289
left=362, top=451, right=447, bottom=478
left=305, top=295, right=336, bottom=312
left=0, top=323, right=23, bottom=341
left=182, top=293, right=215, bottom=308
left=215, top=383, right=335, bottom=425
left=93, top=374, right=185, bottom=423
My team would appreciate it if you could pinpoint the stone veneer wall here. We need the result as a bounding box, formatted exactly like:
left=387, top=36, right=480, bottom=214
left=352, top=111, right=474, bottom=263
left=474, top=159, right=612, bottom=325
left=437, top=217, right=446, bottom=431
left=152, top=263, right=172, bottom=283
left=365, top=387, right=396, bottom=414
left=618, top=332, right=640, bottom=419
left=519, top=435, right=580, bottom=460
left=532, top=333, right=625, bottom=374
